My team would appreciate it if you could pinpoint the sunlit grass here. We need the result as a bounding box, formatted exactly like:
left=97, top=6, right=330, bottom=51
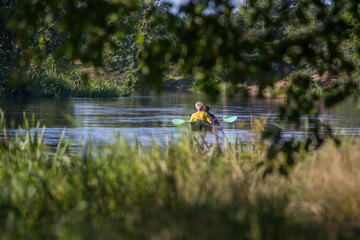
left=0, top=112, right=360, bottom=239
left=10, top=56, right=133, bottom=99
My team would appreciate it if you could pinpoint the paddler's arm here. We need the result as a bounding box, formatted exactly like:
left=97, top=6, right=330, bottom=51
left=208, top=112, right=218, bottom=124
left=205, top=113, right=213, bottom=125
left=213, top=117, right=219, bottom=124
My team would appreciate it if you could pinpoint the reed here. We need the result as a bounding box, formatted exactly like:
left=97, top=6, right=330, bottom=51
left=0, top=113, right=359, bottom=239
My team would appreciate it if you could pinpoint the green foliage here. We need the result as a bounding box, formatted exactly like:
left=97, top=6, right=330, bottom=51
left=5, top=0, right=360, bottom=93
left=3, top=55, right=133, bottom=98
left=0, top=0, right=16, bottom=90
left=102, top=1, right=176, bottom=90
left=74, top=78, right=133, bottom=98
left=288, top=69, right=322, bottom=97
left=0, top=114, right=360, bottom=238
left=3, top=0, right=360, bottom=172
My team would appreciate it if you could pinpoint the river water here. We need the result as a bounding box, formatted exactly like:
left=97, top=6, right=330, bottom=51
left=1, top=91, right=360, bottom=148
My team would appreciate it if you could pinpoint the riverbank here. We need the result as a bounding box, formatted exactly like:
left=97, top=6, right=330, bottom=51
left=3, top=60, right=359, bottom=100
left=1, top=58, right=134, bottom=99
left=246, top=71, right=344, bottom=97
left=1, top=114, right=360, bottom=239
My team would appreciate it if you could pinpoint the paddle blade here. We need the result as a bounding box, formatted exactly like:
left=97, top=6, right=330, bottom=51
left=172, top=119, right=187, bottom=125
left=223, top=116, right=237, bottom=123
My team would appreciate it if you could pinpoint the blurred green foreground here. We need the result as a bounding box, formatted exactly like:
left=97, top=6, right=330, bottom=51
left=0, top=113, right=360, bottom=240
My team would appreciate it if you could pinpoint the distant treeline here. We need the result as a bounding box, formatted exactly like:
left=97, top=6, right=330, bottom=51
left=1, top=0, right=360, bottom=98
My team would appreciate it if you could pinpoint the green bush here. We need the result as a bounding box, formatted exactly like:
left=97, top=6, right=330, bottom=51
left=5, top=56, right=134, bottom=99
left=28, top=74, right=73, bottom=98
left=73, top=78, right=133, bottom=98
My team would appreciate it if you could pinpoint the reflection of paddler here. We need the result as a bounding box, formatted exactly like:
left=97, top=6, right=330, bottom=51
left=189, top=101, right=213, bottom=125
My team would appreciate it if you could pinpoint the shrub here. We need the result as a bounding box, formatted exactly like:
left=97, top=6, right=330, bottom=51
left=2, top=55, right=134, bottom=99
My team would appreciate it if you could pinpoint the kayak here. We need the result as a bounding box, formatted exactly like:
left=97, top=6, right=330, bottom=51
left=189, top=121, right=222, bottom=132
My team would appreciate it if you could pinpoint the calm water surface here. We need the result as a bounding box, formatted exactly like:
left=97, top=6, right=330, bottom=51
left=1, top=92, right=360, bottom=148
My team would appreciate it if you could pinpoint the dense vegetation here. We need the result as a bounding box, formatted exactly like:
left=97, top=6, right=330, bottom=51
left=2, top=0, right=360, bottom=98
left=0, top=0, right=134, bottom=98
left=2, top=0, right=360, bottom=238
left=0, top=55, right=133, bottom=98
left=0, top=114, right=359, bottom=239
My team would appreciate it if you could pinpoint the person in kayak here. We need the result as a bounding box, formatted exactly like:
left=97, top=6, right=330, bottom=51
left=203, top=105, right=219, bottom=124
left=189, top=101, right=213, bottom=124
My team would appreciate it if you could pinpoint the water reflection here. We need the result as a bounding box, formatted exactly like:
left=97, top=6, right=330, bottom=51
left=1, top=98, right=75, bottom=128
left=1, top=92, right=359, bottom=148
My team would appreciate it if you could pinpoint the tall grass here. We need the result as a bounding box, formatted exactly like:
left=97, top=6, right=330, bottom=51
left=7, top=56, right=133, bottom=99
left=0, top=113, right=360, bottom=239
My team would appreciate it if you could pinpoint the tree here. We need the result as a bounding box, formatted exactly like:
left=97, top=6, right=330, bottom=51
left=0, top=0, right=16, bottom=92
left=5, top=0, right=360, bottom=174
left=102, top=0, right=174, bottom=87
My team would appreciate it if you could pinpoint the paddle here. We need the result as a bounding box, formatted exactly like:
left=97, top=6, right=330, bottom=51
left=172, top=116, right=237, bottom=125
left=172, top=119, right=187, bottom=125
left=222, top=116, right=237, bottom=123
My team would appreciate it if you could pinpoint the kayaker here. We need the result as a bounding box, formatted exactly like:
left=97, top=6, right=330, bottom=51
left=189, top=101, right=213, bottom=124
left=203, top=105, right=219, bottom=124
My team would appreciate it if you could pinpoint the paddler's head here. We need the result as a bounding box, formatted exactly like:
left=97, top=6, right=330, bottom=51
left=203, top=105, right=209, bottom=112
left=195, top=101, right=203, bottom=111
